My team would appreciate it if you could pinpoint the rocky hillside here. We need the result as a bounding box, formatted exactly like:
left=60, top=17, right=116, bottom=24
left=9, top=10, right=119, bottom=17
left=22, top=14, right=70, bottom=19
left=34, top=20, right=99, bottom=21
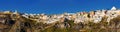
left=0, top=11, right=120, bottom=32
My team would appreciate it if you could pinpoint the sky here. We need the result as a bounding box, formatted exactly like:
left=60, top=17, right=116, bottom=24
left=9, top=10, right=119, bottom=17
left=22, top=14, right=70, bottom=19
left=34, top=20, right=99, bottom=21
left=0, top=0, right=120, bottom=14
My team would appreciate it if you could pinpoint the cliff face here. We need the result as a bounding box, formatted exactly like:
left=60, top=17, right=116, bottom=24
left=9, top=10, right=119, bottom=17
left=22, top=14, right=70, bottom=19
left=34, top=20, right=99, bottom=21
left=0, top=13, right=34, bottom=32
left=0, top=13, right=120, bottom=32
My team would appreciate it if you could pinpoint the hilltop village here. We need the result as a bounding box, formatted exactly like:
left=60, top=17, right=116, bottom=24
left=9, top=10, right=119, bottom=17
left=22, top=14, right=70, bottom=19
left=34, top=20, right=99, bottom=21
left=0, top=6, right=120, bottom=32
left=21, top=6, right=120, bottom=24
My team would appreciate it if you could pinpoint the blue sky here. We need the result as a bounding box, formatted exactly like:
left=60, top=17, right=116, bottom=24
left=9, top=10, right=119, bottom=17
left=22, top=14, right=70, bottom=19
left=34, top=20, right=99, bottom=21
left=0, top=0, right=120, bottom=14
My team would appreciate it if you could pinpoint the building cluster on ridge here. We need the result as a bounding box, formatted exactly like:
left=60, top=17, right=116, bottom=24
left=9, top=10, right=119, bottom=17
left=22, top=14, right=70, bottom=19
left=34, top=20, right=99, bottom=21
left=1, top=6, right=120, bottom=24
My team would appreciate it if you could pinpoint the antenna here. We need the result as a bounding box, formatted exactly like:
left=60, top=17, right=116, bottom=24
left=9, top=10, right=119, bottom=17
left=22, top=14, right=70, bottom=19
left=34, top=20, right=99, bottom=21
left=112, top=0, right=115, bottom=6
